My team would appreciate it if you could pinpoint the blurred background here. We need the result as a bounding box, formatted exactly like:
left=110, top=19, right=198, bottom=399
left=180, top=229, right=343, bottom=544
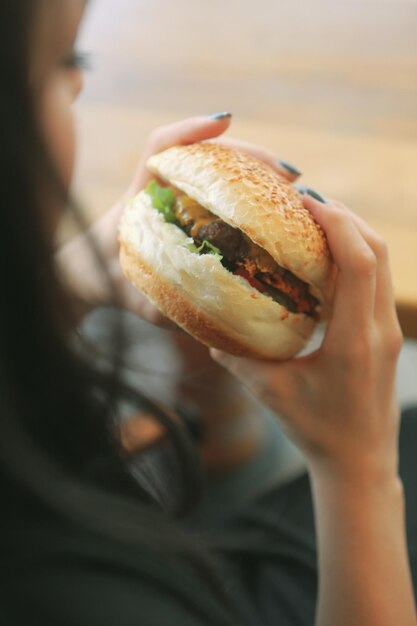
left=66, top=0, right=417, bottom=401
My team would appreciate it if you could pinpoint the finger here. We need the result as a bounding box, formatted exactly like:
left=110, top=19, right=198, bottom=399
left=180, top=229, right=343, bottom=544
left=212, top=136, right=302, bottom=182
left=131, top=114, right=232, bottom=192
left=303, top=195, right=377, bottom=334
left=327, top=200, right=398, bottom=325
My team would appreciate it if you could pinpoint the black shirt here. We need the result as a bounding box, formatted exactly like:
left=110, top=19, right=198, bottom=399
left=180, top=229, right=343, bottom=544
left=2, top=407, right=417, bottom=626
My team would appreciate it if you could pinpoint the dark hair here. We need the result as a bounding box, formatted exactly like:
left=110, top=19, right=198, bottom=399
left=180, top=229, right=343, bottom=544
left=0, top=2, right=243, bottom=624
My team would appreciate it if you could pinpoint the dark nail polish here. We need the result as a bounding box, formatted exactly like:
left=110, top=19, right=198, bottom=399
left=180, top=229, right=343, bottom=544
left=278, top=159, right=302, bottom=177
left=296, top=185, right=326, bottom=203
left=306, top=188, right=326, bottom=203
left=209, top=112, right=232, bottom=120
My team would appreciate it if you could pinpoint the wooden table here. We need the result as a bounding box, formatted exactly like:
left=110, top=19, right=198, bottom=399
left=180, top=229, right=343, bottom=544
left=65, top=0, right=417, bottom=337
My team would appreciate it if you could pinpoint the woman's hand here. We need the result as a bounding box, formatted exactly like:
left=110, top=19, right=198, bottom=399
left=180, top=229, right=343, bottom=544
left=212, top=194, right=417, bottom=626
left=211, top=194, right=403, bottom=479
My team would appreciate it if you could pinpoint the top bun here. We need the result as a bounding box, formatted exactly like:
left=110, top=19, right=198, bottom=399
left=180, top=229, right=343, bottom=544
left=147, top=142, right=334, bottom=306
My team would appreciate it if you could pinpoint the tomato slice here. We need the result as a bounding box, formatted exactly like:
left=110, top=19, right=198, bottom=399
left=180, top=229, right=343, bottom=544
left=233, top=267, right=267, bottom=293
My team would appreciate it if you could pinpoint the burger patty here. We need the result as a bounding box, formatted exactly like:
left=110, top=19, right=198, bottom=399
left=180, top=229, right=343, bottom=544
left=174, top=194, right=319, bottom=317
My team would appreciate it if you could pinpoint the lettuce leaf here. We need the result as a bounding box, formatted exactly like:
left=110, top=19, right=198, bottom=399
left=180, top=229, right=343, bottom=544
left=145, top=180, right=176, bottom=223
left=185, top=238, right=199, bottom=254
left=185, top=238, right=223, bottom=260
left=196, top=240, right=223, bottom=259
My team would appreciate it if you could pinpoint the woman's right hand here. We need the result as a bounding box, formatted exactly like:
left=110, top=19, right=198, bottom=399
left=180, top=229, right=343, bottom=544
left=212, top=194, right=415, bottom=626
left=211, top=193, right=403, bottom=479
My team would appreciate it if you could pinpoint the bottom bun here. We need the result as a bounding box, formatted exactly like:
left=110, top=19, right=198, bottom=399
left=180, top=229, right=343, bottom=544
left=119, top=191, right=317, bottom=360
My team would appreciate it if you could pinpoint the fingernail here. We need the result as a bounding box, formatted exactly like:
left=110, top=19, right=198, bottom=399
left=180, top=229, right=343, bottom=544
left=296, top=185, right=326, bottom=203
left=278, top=159, right=302, bottom=177
left=208, top=112, right=232, bottom=120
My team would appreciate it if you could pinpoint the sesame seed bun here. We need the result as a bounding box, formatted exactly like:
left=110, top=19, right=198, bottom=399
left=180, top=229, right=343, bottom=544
left=119, top=143, right=334, bottom=360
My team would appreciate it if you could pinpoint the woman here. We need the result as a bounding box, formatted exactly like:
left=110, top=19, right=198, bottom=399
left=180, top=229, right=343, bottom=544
left=1, top=1, right=416, bottom=624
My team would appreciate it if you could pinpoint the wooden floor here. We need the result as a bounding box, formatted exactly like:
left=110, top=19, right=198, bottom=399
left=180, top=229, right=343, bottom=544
left=68, top=0, right=417, bottom=337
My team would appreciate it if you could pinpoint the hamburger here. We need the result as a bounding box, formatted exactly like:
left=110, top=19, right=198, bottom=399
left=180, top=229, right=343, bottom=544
left=119, top=142, right=334, bottom=360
